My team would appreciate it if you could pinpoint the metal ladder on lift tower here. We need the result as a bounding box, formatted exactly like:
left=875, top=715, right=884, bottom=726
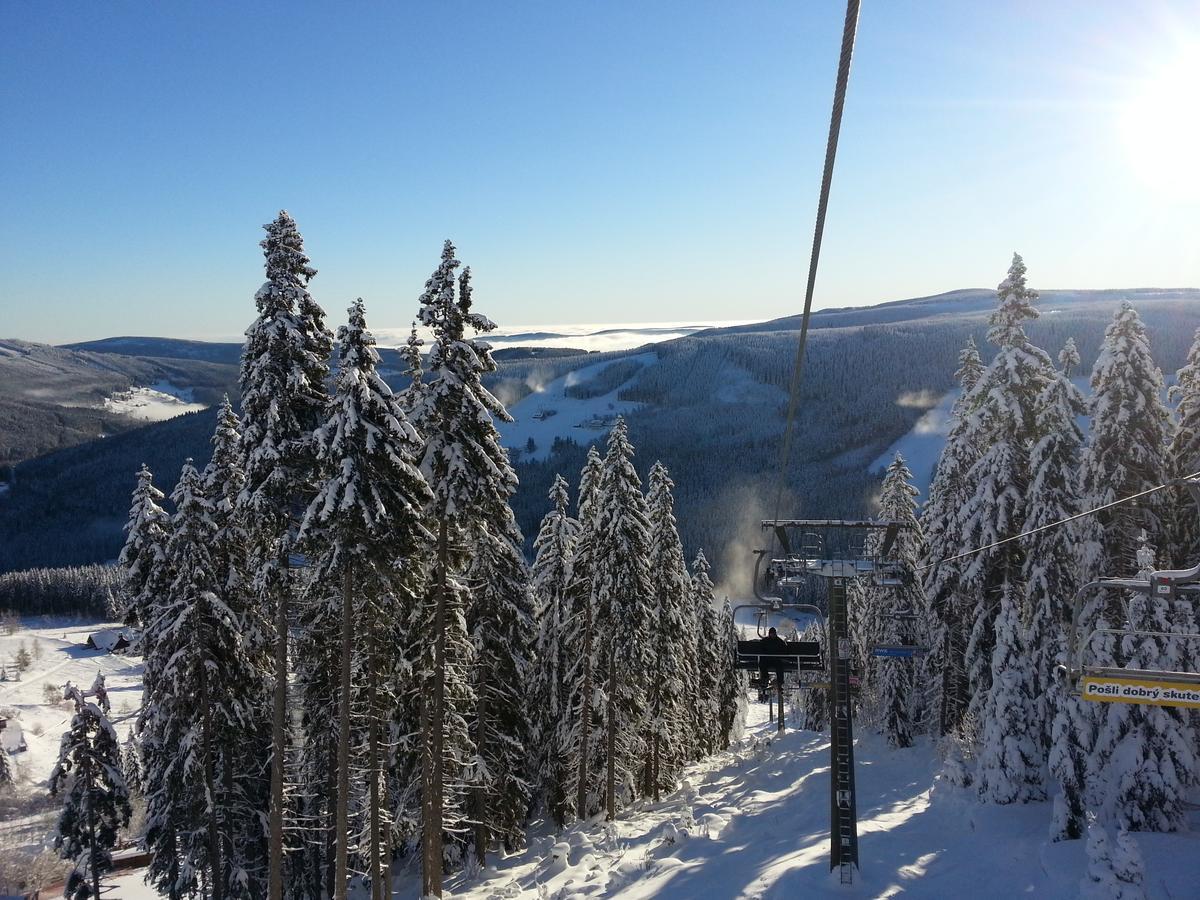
left=828, top=571, right=858, bottom=884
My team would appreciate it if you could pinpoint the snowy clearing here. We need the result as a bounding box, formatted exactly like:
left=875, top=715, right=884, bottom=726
left=101, top=384, right=207, bottom=421
left=0, top=618, right=143, bottom=857
left=496, top=353, right=654, bottom=460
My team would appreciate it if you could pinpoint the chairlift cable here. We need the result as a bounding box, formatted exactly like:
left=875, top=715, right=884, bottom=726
left=915, top=472, right=1200, bottom=573
left=772, top=0, right=862, bottom=521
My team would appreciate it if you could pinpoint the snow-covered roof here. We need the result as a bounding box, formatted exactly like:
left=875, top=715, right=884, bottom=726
left=88, top=628, right=132, bottom=651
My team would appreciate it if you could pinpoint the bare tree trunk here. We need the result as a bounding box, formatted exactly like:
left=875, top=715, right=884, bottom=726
left=324, top=732, right=337, bottom=900
left=574, top=595, right=594, bottom=820
left=369, top=616, right=382, bottom=900
left=86, top=752, right=101, bottom=900
left=472, top=690, right=488, bottom=867
left=269, top=560, right=289, bottom=900
left=200, top=640, right=225, bottom=900
left=605, top=649, right=617, bottom=821
left=421, top=520, right=449, bottom=898
left=223, top=751, right=234, bottom=895
left=334, top=568, right=353, bottom=900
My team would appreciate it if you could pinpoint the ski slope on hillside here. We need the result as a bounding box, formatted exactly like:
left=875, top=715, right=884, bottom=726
left=496, top=353, right=654, bottom=460
left=390, top=703, right=1197, bottom=899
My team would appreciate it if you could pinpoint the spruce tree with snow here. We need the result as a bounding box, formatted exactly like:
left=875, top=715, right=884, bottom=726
left=466, top=504, right=535, bottom=862
left=399, top=322, right=425, bottom=416
left=1025, top=349, right=1086, bottom=758
left=203, top=397, right=271, bottom=894
left=528, top=475, right=579, bottom=826
left=121, top=733, right=142, bottom=799
left=873, top=454, right=923, bottom=749
left=1078, top=302, right=1173, bottom=579
left=1092, top=537, right=1195, bottom=831
left=716, top=599, right=744, bottom=748
left=90, top=671, right=109, bottom=716
left=412, top=241, right=513, bottom=894
left=560, top=446, right=607, bottom=821
left=1059, top=336, right=1081, bottom=377
left=921, top=336, right=985, bottom=736
left=592, top=418, right=654, bottom=818
left=116, top=464, right=171, bottom=632
left=1167, top=326, right=1200, bottom=564
left=642, top=461, right=689, bottom=799
left=975, top=579, right=1044, bottom=803
left=690, top=550, right=722, bottom=756
left=298, top=298, right=432, bottom=898
left=142, top=460, right=266, bottom=900
left=237, top=210, right=333, bottom=896
left=1080, top=819, right=1145, bottom=900
left=958, top=254, right=1052, bottom=734
left=49, top=682, right=131, bottom=900
left=0, top=743, right=12, bottom=788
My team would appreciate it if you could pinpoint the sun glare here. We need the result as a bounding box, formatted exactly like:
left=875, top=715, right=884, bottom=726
left=1119, top=48, right=1200, bottom=201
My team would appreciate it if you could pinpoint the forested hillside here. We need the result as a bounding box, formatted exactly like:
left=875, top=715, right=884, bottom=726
left=2, top=288, right=1198, bottom=581
left=0, top=338, right=237, bottom=466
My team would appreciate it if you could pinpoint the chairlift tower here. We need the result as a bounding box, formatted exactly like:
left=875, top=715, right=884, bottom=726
left=758, top=518, right=911, bottom=886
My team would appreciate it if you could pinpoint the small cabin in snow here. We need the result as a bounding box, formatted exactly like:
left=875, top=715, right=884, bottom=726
left=0, top=716, right=25, bottom=753
left=86, top=628, right=131, bottom=653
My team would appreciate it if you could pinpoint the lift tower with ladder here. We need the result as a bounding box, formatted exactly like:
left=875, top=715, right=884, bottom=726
left=757, top=518, right=911, bottom=885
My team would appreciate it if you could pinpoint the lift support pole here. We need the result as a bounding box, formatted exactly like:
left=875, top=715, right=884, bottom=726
left=828, top=571, right=859, bottom=884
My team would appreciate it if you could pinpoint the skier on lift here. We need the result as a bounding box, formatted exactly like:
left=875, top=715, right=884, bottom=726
left=758, top=626, right=789, bottom=701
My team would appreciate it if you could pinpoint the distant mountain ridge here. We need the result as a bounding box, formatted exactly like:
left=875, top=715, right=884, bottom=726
left=5, top=284, right=1200, bottom=579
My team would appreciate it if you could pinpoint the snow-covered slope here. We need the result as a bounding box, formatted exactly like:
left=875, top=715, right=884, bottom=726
left=496, top=353, right=655, bottom=460
left=392, top=703, right=1197, bottom=899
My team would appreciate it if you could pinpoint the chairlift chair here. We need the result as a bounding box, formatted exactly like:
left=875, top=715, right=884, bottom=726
left=1063, top=572, right=1200, bottom=707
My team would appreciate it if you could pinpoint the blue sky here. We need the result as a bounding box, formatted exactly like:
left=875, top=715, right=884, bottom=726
left=2, top=1, right=1198, bottom=343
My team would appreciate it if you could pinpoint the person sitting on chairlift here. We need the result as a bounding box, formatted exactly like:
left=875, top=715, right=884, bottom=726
left=758, top=626, right=790, bottom=701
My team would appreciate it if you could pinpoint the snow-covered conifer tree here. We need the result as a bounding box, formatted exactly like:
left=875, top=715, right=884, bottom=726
left=592, top=418, right=653, bottom=818
left=399, top=323, right=425, bottom=416
left=958, top=254, right=1051, bottom=734
left=203, top=398, right=270, bottom=895
left=690, top=550, right=722, bottom=755
left=1167, top=326, right=1200, bottom=564
left=413, top=242, right=513, bottom=894
left=975, top=579, right=1044, bottom=803
left=121, top=733, right=142, bottom=799
left=922, top=337, right=985, bottom=736
left=298, top=298, right=432, bottom=898
left=528, top=475, right=578, bottom=826
left=872, top=454, right=923, bottom=748
left=1079, top=302, right=1172, bottom=579
left=466, top=504, right=534, bottom=862
left=0, top=744, right=12, bottom=788
left=50, top=682, right=131, bottom=900
left=1080, top=819, right=1145, bottom=900
left=1024, top=350, right=1086, bottom=756
left=237, top=211, right=333, bottom=895
left=716, top=599, right=744, bottom=748
left=561, top=447, right=607, bottom=821
left=142, top=460, right=264, bottom=900
left=116, top=464, right=171, bottom=633
left=642, top=461, right=689, bottom=799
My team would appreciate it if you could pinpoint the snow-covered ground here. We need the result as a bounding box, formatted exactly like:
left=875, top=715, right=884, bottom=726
left=101, top=383, right=207, bottom=421
left=496, top=353, right=654, bottom=460
left=0, top=618, right=143, bottom=860
left=9, top=627, right=1196, bottom=898
left=870, top=391, right=957, bottom=499
left=388, top=702, right=1198, bottom=899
